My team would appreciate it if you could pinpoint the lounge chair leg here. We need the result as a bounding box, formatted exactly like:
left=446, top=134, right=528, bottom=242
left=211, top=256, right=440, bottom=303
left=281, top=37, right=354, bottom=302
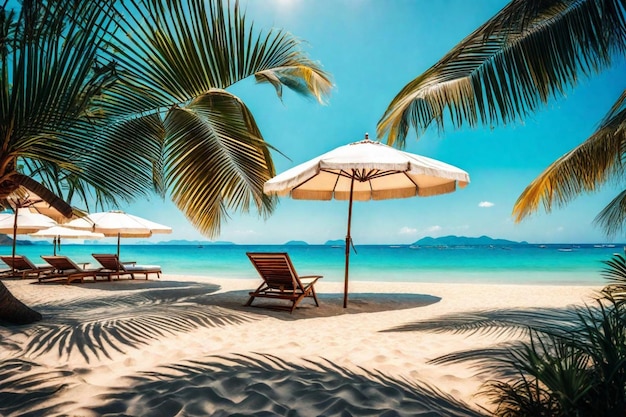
left=310, top=288, right=320, bottom=307
left=245, top=295, right=255, bottom=307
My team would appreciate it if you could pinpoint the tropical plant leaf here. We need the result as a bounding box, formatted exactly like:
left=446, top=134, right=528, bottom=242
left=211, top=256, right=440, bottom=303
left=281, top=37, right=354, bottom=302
left=0, top=1, right=132, bottom=211
left=86, top=0, right=333, bottom=236
left=377, top=0, right=626, bottom=147
left=0, top=0, right=333, bottom=236
left=512, top=88, right=626, bottom=231
left=102, top=0, right=332, bottom=116
left=600, top=253, right=626, bottom=300
left=396, top=294, right=626, bottom=416
left=164, top=89, right=275, bottom=236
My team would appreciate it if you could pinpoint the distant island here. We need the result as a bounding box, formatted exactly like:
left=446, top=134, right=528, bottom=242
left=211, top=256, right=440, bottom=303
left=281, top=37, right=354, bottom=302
left=324, top=239, right=345, bottom=246
left=413, top=235, right=528, bottom=246
left=285, top=240, right=308, bottom=245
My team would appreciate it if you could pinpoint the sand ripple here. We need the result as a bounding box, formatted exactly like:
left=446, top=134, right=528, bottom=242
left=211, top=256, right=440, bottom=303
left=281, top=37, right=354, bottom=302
left=0, top=354, right=482, bottom=416
left=0, top=276, right=598, bottom=416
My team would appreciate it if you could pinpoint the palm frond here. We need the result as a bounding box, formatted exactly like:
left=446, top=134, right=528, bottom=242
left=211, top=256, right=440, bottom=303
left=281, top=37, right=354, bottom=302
left=164, top=89, right=275, bottom=237
left=255, top=63, right=333, bottom=103
left=19, top=158, right=121, bottom=213
left=79, top=112, right=166, bottom=201
left=377, top=0, right=626, bottom=147
left=513, top=88, right=626, bottom=228
left=102, top=0, right=332, bottom=117
left=601, top=253, right=626, bottom=300
left=83, top=0, right=332, bottom=236
left=6, top=1, right=118, bottom=153
left=0, top=1, right=131, bottom=211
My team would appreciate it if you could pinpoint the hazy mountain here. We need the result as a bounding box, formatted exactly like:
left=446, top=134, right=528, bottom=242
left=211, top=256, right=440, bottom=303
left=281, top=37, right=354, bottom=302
left=0, top=236, right=35, bottom=246
left=285, top=240, right=308, bottom=245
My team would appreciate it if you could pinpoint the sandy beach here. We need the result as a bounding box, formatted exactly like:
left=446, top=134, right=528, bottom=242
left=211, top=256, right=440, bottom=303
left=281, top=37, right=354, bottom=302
left=0, top=275, right=602, bottom=416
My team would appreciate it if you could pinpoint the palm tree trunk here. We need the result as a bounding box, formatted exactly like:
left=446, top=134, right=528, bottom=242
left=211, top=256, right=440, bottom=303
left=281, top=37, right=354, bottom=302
left=0, top=281, right=42, bottom=324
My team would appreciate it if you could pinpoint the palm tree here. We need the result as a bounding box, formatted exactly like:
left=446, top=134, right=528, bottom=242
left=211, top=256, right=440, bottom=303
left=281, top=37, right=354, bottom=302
left=376, top=0, right=626, bottom=235
left=0, top=0, right=121, bottom=324
left=93, top=0, right=332, bottom=237
left=0, top=0, right=332, bottom=324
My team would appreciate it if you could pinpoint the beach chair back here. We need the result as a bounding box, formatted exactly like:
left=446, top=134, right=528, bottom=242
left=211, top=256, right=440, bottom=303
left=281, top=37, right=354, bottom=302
left=245, top=252, right=322, bottom=313
left=1, top=255, right=36, bottom=270
left=41, top=255, right=82, bottom=271
left=247, top=252, right=301, bottom=291
left=92, top=254, right=124, bottom=271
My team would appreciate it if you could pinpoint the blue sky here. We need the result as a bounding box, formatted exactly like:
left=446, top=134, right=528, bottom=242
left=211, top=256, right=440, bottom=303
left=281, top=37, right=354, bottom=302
left=127, top=0, right=626, bottom=245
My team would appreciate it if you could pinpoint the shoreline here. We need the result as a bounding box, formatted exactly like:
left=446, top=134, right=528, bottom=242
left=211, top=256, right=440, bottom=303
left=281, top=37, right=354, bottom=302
left=0, top=275, right=605, bottom=416
left=1, top=243, right=616, bottom=286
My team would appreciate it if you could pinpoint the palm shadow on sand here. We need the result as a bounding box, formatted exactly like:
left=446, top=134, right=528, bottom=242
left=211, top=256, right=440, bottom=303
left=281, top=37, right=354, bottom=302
left=0, top=354, right=485, bottom=417
left=380, top=305, right=585, bottom=380
left=1, top=280, right=441, bottom=363
left=381, top=306, right=582, bottom=335
left=0, top=280, right=475, bottom=416
left=1, top=282, right=258, bottom=362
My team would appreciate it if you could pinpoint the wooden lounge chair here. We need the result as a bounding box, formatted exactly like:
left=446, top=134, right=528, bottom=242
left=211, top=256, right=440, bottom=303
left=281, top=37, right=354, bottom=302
left=245, top=252, right=322, bottom=313
left=92, top=253, right=161, bottom=280
left=0, top=255, right=55, bottom=279
left=39, top=255, right=101, bottom=284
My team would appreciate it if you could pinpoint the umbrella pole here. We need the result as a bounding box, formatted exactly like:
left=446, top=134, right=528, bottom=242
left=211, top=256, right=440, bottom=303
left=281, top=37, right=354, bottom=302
left=11, top=209, right=17, bottom=273
left=343, top=176, right=355, bottom=308
left=117, top=233, right=121, bottom=258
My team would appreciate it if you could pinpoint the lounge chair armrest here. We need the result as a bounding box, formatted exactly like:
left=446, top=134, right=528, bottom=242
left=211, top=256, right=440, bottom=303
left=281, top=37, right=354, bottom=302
left=121, top=261, right=137, bottom=265
left=299, top=275, right=322, bottom=285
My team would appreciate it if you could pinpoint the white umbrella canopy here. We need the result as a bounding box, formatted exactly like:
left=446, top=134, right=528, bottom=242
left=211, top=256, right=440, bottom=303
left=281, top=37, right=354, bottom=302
left=65, top=210, right=172, bottom=257
left=30, top=226, right=105, bottom=255
left=0, top=209, right=58, bottom=234
left=0, top=209, right=58, bottom=266
left=264, top=135, right=470, bottom=308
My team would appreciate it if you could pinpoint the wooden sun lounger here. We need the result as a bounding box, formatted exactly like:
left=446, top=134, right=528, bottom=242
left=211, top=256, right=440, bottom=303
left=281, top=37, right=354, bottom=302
left=246, top=252, right=322, bottom=313
left=92, top=253, right=162, bottom=280
left=0, top=255, right=55, bottom=279
left=39, top=255, right=101, bottom=284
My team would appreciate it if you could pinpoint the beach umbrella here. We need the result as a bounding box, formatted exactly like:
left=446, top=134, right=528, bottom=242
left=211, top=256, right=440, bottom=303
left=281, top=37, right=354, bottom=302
left=65, top=210, right=172, bottom=257
left=0, top=176, right=74, bottom=223
left=264, top=134, right=470, bottom=308
left=30, top=226, right=105, bottom=255
left=0, top=209, right=58, bottom=269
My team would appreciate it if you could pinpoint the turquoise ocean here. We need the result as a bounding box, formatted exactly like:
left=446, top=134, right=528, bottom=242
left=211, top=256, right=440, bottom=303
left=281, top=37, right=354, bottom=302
left=3, top=243, right=624, bottom=286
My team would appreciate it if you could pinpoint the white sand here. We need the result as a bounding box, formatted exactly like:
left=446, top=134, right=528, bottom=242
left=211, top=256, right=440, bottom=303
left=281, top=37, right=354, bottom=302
left=0, top=275, right=602, bottom=416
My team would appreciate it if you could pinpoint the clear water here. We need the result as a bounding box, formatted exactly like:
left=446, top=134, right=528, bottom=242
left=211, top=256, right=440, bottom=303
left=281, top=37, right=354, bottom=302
left=4, top=243, right=621, bottom=286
